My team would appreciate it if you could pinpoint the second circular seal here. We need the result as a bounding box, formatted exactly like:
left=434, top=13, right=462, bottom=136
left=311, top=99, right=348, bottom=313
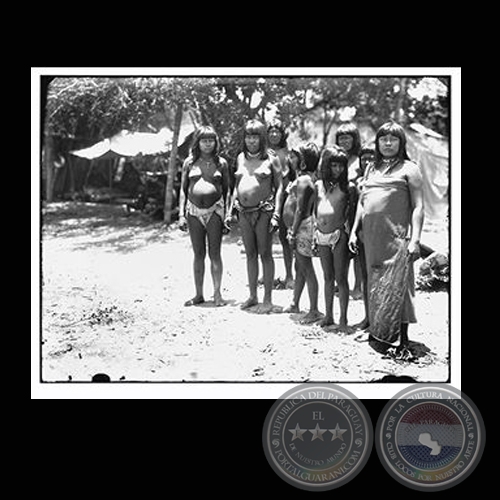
left=375, top=384, right=485, bottom=491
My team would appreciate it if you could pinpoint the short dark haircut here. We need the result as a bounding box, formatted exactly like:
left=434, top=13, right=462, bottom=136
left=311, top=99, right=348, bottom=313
left=189, top=125, right=221, bottom=164
left=266, top=118, right=288, bottom=148
left=318, top=145, right=349, bottom=193
left=374, top=121, right=410, bottom=163
left=242, top=119, right=269, bottom=160
left=335, top=122, right=362, bottom=156
left=359, top=144, right=376, bottom=157
left=299, top=142, right=320, bottom=173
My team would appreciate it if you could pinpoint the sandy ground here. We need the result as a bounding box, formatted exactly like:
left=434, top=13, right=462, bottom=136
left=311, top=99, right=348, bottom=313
left=40, top=202, right=450, bottom=384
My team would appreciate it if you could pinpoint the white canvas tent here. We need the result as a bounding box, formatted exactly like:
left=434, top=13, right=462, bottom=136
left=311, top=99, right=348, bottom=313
left=405, top=123, right=449, bottom=223
left=70, top=126, right=194, bottom=160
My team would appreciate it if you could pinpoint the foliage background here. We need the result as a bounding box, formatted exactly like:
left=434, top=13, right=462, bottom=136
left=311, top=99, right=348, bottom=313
left=45, top=76, right=448, bottom=151
left=42, top=76, right=449, bottom=215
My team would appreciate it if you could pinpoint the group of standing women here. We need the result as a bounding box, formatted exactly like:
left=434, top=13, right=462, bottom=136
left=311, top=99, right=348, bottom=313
left=177, top=118, right=424, bottom=359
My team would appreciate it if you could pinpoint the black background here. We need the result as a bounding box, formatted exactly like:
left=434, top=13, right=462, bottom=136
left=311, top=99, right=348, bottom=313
left=35, top=66, right=479, bottom=495
left=35, top=387, right=487, bottom=498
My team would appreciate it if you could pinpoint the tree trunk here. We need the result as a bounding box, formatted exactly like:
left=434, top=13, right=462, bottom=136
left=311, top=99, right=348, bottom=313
left=323, top=110, right=336, bottom=149
left=45, top=135, right=55, bottom=202
left=163, top=102, right=183, bottom=224
left=84, top=160, right=95, bottom=190
left=395, top=77, right=408, bottom=125
left=322, top=106, right=334, bottom=149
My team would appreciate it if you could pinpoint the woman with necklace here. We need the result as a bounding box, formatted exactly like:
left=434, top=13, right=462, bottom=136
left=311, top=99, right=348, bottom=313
left=314, top=146, right=353, bottom=330
left=225, top=119, right=284, bottom=314
left=178, top=126, right=230, bottom=307
left=349, top=121, right=424, bottom=360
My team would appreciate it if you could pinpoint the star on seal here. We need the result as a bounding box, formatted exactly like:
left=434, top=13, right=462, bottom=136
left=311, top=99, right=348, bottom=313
left=262, top=383, right=373, bottom=491
left=309, top=423, right=327, bottom=441
left=329, top=423, right=347, bottom=441
left=288, top=423, right=307, bottom=441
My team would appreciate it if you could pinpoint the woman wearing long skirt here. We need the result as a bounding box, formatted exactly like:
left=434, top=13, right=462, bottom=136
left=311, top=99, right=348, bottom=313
left=349, top=121, right=424, bottom=360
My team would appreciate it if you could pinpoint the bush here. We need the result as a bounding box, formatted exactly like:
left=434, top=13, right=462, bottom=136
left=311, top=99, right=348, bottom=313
left=416, top=252, right=449, bottom=292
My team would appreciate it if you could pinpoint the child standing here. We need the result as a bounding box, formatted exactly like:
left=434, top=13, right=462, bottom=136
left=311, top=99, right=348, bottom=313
left=282, top=143, right=322, bottom=324
left=314, top=146, right=354, bottom=330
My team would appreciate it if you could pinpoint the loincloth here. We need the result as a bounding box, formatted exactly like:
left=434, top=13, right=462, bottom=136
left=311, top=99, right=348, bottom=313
left=315, top=227, right=345, bottom=252
left=295, top=216, right=314, bottom=257
left=236, top=194, right=275, bottom=228
left=187, top=197, right=224, bottom=228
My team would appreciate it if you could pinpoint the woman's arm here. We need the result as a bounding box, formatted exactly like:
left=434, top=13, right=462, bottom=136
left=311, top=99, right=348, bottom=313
left=178, top=158, right=191, bottom=230
left=348, top=195, right=364, bottom=254
left=219, top=158, right=232, bottom=233
left=271, top=155, right=284, bottom=231
left=290, top=177, right=314, bottom=238
left=224, top=156, right=241, bottom=224
left=407, top=162, right=425, bottom=259
left=346, top=182, right=359, bottom=233
left=220, top=158, right=230, bottom=215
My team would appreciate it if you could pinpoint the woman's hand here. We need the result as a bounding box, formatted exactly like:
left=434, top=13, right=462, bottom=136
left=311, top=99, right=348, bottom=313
left=287, top=230, right=297, bottom=250
left=178, top=215, right=188, bottom=232
left=312, top=232, right=319, bottom=256
left=408, top=240, right=421, bottom=261
left=222, top=216, right=232, bottom=235
left=270, top=214, right=280, bottom=233
left=348, top=233, right=358, bottom=254
left=224, top=210, right=237, bottom=227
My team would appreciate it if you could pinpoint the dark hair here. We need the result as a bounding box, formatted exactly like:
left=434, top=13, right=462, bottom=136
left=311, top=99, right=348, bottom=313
left=374, top=121, right=410, bottom=164
left=266, top=118, right=288, bottom=149
left=359, top=144, right=376, bottom=157
left=335, top=122, right=361, bottom=156
left=242, top=119, right=269, bottom=160
left=284, top=148, right=301, bottom=183
left=359, top=144, right=376, bottom=175
left=318, top=146, right=349, bottom=193
left=189, top=126, right=221, bottom=165
left=299, top=142, right=320, bottom=173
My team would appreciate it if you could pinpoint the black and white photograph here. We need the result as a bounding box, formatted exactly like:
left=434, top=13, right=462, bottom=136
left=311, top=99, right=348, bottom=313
left=32, top=68, right=458, bottom=398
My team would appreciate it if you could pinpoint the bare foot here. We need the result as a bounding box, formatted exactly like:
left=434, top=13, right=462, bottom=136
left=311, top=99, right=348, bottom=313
left=396, top=347, right=415, bottom=362
left=384, top=345, right=415, bottom=362
left=300, top=310, right=324, bottom=324
left=240, top=297, right=258, bottom=310
left=285, top=277, right=295, bottom=290
left=213, top=294, right=227, bottom=307
left=284, top=304, right=300, bottom=314
left=354, top=319, right=370, bottom=330
left=337, top=322, right=354, bottom=334
left=351, top=289, right=363, bottom=300
left=256, top=302, right=283, bottom=314
left=184, top=296, right=205, bottom=307
left=319, top=316, right=335, bottom=328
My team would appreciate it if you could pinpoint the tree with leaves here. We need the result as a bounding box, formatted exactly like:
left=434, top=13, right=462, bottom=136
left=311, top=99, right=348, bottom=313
left=43, top=76, right=448, bottom=214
